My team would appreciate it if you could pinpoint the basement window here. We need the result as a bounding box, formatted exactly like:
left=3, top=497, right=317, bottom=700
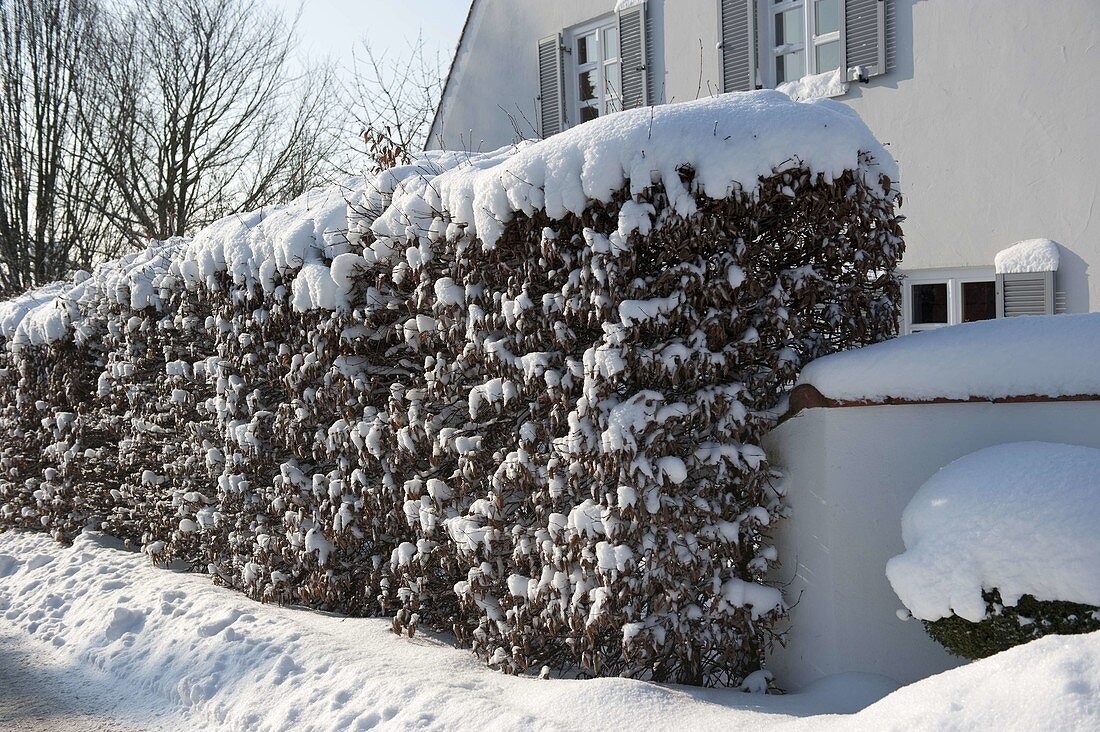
left=902, top=269, right=997, bottom=335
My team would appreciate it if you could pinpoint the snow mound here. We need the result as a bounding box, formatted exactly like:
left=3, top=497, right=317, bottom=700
left=0, top=242, right=183, bottom=352
left=798, top=312, right=1100, bottom=402
left=995, top=238, right=1060, bottom=274
left=4, top=530, right=1099, bottom=731
left=0, top=280, right=69, bottom=342
left=805, top=631, right=1100, bottom=732
left=0, top=531, right=885, bottom=731
left=886, top=442, right=1100, bottom=623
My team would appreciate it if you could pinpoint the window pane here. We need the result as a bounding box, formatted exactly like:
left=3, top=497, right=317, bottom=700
left=912, top=283, right=949, bottom=324
left=776, top=50, right=805, bottom=84
left=603, top=26, right=619, bottom=61
left=580, top=105, right=599, bottom=122
left=605, top=61, right=621, bottom=100
left=578, top=70, right=596, bottom=101
left=815, top=0, right=840, bottom=35
left=577, top=33, right=594, bottom=66
left=962, top=281, right=997, bottom=322
left=775, top=7, right=804, bottom=46
left=815, top=40, right=840, bottom=73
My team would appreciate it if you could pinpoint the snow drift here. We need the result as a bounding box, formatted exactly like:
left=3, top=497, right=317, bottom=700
left=0, top=90, right=902, bottom=686
left=3, top=530, right=1098, bottom=731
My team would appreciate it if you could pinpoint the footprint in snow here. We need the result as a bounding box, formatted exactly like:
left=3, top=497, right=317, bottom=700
left=26, top=554, right=54, bottom=571
left=197, top=609, right=244, bottom=637
left=104, top=607, right=146, bottom=641
left=0, top=554, right=18, bottom=577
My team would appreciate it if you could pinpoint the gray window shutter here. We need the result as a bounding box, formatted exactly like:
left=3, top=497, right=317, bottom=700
left=996, top=272, right=1055, bottom=317
left=645, top=7, right=659, bottom=104
left=845, top=0, right=887, bottom=81
left=719, top=0, right=756, bottom=93
left=538, top=34, right=565, bottom=138
left=884, top=0, right=897, bottom=72
left=618, top=4, right=649, bottom=109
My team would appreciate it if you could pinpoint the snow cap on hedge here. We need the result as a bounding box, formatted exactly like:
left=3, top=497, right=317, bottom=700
left=371, top=90, right=897, bottom=254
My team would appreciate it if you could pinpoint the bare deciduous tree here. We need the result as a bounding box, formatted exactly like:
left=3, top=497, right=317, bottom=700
left=79, top=0, right=339, bottom=242
left=0, top=0, right=99, bottom=293
left=344, top=36, right=445, bottom=173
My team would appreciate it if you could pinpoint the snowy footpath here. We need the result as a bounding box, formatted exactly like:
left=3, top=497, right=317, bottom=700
left=0, top=530, right=1097, bottom=731
left=0, top=629, right=175, bottom=731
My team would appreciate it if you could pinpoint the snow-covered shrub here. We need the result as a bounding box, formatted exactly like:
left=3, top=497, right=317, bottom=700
left=924, top=590, right=1100, bottom=660
left=888, top=442, right=1100, bottom=659
left=0, top=91, right=902, bottom=686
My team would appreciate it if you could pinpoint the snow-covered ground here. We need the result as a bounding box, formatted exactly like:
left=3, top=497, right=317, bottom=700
left=1, top=530, right=1098, bottom=731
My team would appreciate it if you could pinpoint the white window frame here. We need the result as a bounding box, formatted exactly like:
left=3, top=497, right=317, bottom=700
left=565, top=16, right=621, bottom=127
left=900, top=267, right=997, bottom=335
left=761, top=0, right=844, bottom=88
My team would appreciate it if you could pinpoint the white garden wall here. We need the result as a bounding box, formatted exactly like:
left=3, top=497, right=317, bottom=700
left=763, top=399, right=1100, bottom=690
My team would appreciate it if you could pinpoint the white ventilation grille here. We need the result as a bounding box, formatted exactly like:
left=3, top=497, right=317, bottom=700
left=644, top=6, right=659, bottom=104
left=885, top=0, right=896, bottom=72
left=998, top=272, right=1055, bottom=317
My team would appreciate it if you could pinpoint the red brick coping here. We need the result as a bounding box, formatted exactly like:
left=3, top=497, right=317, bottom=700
left=782, top=383, right=1100, bottom=422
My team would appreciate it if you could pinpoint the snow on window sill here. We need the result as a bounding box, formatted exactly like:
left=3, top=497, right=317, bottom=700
left=776, top=67, right=849, bottom=102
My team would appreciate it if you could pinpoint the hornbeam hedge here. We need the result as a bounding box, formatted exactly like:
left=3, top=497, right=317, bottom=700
left=0, top=91, right=903, bottom=686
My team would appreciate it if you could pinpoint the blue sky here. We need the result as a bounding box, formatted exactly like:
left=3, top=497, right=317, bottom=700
left=269, top=1, right=473, bottom=80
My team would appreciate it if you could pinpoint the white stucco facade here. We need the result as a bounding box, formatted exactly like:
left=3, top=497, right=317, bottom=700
left=430, top=0, right=1100, bottom=313
left=763, top=400, right=1100, bottom=689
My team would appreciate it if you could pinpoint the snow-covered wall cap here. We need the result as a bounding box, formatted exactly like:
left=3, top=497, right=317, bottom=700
left=994, top=238, right=1060, bottom=274
left=614, top=0, right=646, bottom=9
left=797, top=312, right=1100, bottom=402
left=372, top=90, right=898, bottom=251
left=886, top=441, right=1100, bottom=622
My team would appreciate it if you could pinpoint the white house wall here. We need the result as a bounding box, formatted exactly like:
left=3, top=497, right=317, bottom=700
left=431, top=0, right=1100, bottom=311
left=763, top=400, right=1100, bottom=690
left=429, top=0, right=723, bottom=150
left=842, top=0, right=1100, bottom=314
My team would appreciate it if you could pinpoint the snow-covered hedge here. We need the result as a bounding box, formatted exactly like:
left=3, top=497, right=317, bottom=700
left=887, top=442, right=1100, bottom=658
left=0, top=91, right=903, bottom=686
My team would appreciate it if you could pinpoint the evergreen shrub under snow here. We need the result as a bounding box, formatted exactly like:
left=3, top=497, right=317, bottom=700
left=0, top=91, right=902, bottom=685
left=924, top=589, right=1100, bottom=660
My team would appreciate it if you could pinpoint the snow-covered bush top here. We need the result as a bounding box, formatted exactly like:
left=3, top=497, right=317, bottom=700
left=0, top=90, right=902, bottom=687
left=0, top=92, right=895, bottom=345
left=371, top=92, right=896, bottom=250
left=798, top=312, right=1100, bottom=403
left=887, top=442, right=1100, bottom=623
